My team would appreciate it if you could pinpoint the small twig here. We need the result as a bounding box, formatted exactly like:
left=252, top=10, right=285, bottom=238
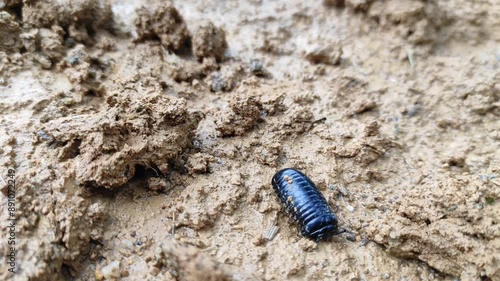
left=172, top=211, right=175, bottom=237
left=406, top=47, right=415, bottom=68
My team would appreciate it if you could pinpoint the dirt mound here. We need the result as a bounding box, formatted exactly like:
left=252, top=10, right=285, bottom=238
left=134, top=1, right=189, bottom=51
left=367, top=175, right=500, bottom=279
left=40, top=44, right=203, bottom=188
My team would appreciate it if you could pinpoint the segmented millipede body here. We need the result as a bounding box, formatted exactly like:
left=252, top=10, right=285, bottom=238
left=272, top=168, right=342, bottom=242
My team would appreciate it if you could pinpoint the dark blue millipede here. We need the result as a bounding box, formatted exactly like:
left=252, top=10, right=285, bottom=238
left=272, top=168, right=344, bottom=242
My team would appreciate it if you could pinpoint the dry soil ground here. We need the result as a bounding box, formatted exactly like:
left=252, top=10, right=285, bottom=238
left=0, top=0, right=499, bottom=280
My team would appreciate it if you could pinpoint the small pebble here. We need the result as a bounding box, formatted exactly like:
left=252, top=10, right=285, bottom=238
left=249, top=59, right=265, bottom=75
left=407, top=104, right=422, bottom=117
left=344, top=232, right=356, bottom=242
left=36, top=131, right=53, bottom=142
left=358, top=238, right=370, bottom=247
left=95, top=269, right=104, bottom=281
left=253, top=234, right=266, bottom=246
left=299, top=238, right=317, bottom=251
left=121, top=239, right=134, bottom=250
left=101, top=261, right=120, bottom=280
left=150, top=266, right=160, bottom=276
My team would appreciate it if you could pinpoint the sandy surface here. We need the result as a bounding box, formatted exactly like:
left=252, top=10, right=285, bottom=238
left=0, top=0, right=499, bottom=280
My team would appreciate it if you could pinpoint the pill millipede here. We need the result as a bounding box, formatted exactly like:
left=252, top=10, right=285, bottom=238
left=271, top=168, right=344, bottom=242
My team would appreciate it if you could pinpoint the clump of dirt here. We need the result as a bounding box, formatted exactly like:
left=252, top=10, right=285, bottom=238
left=58, top=44, right=110, bottom=95
left=367, top=175, right=500, bottom=279
left=22, top=0, right=113, bottom=31
left=192, top=21, right=228, bottom=62
left=19, top=0, right=114, bottom=68
left=328, top=0, right=440, bottom=46
left=169, top=170, right=245, bottom=230
left=214, top=82, right=286, bottom=137
left=134, top=1, right=190, bottom=51
left=345, top=0, right=372, bottom=11
left=0, top=173, right=107, bottom=281
left=186, top=152, right=214, bottom=174
left=461, top=82, right=500, bottom=115
left=21, top=27, right=66, bottom=69
left=146, top=242, right=235, bottom=280
left=303, top=40, right=343, bottom=65
left=0, top=11, right=22, bottom=53
left=215, top=95, right=262, bottom=137
left=164, top=53, right=218, bottom=83
left=41, top=71, right=202, bottom=188
left=368, top=0, right=436, bottom=44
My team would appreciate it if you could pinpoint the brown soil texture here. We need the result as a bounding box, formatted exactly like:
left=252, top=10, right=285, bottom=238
left=0, top=0, right=499, bottom=280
